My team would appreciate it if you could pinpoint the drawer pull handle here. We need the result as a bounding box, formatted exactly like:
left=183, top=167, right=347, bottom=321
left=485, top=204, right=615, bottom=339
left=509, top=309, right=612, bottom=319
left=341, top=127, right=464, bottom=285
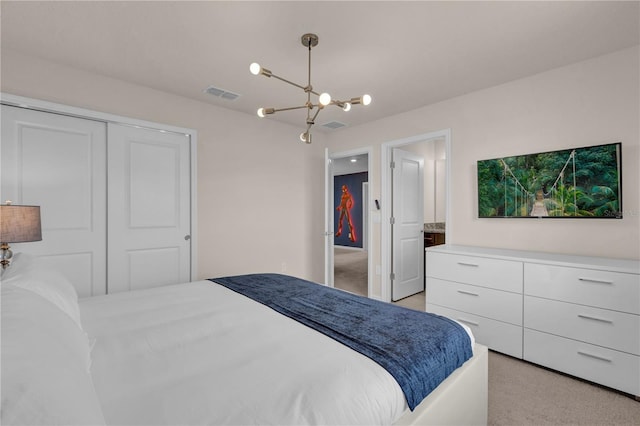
left=457, top=262, right=479, bottom=267
left=457, top=290, right=479, bottom=297
left=577, top=314, right=613, bottom=324
left=457, top=318, right=479, bottom=326
left=578, top=277, right=613, bottom=285
left=577, top=351, right=612, bottom=363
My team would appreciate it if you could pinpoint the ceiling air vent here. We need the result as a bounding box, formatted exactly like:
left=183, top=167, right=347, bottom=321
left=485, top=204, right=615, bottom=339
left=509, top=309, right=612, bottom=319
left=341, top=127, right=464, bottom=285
left=321, top=121, right=347, bottom=130
left=203, top=85, right=241, bottom=101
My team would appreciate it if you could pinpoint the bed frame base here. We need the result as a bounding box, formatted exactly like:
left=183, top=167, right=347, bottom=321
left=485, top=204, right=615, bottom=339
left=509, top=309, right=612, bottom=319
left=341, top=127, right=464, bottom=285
left=394, top=344, right=488, bottom=426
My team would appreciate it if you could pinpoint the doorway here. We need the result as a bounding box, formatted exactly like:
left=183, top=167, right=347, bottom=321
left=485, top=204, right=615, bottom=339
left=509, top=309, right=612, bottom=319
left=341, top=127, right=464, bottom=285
left=381, top=129, right=451, bottom=303
left=325, top=149, right=371, bottom=297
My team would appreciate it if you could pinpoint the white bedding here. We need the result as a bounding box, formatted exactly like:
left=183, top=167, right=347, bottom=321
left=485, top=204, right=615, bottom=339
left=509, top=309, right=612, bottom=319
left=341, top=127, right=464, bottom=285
left=80, top=279, right=475, bottom=425
left=81, top=280, right=405, bottom=425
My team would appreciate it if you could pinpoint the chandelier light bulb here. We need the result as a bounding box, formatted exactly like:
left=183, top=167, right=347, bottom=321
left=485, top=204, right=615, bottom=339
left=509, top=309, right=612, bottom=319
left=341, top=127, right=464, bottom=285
left=257, top=108, right=266, bottom=118
left=319, top=92, right=332, bottom=106
left=362, top=94, right=372, bottom=106
left=250, top=63, right=262, bottom=75
left=299, top=132, right=308, bottom=143
left=342, top=102, right=352, bottom=112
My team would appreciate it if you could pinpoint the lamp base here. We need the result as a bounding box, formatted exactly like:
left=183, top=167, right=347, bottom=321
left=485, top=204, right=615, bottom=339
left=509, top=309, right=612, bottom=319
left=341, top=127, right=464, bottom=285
left=1, top=242, right=13, bottom=269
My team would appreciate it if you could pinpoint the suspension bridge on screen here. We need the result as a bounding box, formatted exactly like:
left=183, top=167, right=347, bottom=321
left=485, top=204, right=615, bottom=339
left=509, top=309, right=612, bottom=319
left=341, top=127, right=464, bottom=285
left=500, top=150, right=577, bottom=217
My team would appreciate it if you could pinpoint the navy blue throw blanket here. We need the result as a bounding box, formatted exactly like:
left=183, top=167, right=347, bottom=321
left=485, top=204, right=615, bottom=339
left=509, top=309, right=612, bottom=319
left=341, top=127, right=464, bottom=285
left=209, top=273, right=472, bottom=410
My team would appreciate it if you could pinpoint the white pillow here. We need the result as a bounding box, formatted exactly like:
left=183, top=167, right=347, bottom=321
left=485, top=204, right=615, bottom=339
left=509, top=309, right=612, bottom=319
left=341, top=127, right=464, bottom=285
left=1, top=284, right=106, bottom=425
left=1, top=252, right=83, bottom=329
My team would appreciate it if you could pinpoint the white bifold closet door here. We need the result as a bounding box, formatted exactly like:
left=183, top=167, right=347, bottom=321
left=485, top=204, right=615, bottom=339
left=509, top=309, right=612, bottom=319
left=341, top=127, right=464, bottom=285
left=1, top=105, right=192, bottom=296
left=1, top=105, right=108, bottom=297
left=107, top=124, right=191, bottom=293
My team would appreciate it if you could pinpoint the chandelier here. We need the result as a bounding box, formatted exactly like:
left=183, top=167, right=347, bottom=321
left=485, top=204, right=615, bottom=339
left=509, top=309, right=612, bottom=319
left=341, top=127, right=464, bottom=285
left=250, top=33, right=371, bottom=144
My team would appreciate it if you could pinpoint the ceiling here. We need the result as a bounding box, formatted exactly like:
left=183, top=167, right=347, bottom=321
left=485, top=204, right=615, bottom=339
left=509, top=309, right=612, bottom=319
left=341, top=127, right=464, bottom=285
left=2, top=1, right=638, bottom=133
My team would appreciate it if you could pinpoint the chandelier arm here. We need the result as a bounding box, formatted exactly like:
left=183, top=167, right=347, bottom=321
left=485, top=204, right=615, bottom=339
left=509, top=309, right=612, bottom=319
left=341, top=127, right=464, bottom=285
left=309, top=105, right=322, bottom=124
left=269, top=73, right=307, bottom=91
left=271, top=105, right=310, bottom=113
left=266, top=73, right=322, bottom=97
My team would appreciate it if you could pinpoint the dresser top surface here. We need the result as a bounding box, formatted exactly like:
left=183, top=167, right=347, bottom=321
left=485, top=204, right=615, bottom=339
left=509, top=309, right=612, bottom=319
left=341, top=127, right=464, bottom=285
left=426, top=244, right=640, bottom=275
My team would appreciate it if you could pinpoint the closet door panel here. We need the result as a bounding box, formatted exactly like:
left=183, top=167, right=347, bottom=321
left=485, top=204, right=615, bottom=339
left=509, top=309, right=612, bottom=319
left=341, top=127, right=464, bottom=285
left=1, top=105, right=107, bottom=297
left=107, top=123, right=191, bottom=293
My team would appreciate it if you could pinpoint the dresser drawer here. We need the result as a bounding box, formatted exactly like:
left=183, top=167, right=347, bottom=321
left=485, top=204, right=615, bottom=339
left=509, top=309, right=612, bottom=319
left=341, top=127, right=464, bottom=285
left=524, top=263, right=640, bottom=314
left=524, top=329, right=640, bottom=396
left=426, top=252, right=523, bottom=293
left=525, top=296, right=640, bottom=355
left=427, top=278, right=522, bottom=325
left=427, top=304, right=522, bottom=358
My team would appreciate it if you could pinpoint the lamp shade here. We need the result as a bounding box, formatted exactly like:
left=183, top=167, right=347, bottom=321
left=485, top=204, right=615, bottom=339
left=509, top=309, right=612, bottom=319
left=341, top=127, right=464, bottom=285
left=0, top=205, right=42, bottom=243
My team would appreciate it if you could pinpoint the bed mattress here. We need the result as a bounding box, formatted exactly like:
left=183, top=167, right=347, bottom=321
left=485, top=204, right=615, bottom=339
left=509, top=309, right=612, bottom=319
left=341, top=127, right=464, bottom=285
left=80, top=279, right=473, bottom=425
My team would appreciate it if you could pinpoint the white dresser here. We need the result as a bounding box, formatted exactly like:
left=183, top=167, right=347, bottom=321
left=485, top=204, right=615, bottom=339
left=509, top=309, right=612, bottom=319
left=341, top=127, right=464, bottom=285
left=425, top=244, right=640, bottom=397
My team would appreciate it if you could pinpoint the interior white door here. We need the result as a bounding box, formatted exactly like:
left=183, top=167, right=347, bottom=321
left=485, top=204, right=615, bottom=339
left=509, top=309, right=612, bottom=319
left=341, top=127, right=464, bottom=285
left=0, top=105, right=107, bottom=297
left=107, top=123, right=191, bottom=293
left=324, top=148, right=334, bottom=286
left=391, top=148, right=424, bottom=301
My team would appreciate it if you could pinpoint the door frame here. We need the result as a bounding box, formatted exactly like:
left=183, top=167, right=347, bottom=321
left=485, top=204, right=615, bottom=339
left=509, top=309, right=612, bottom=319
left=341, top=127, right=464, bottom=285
left=0, top=92, right=199, bottom=279
left=324, top=146, right=372, bottom=297
left=381, top=129, right=451, bottom=303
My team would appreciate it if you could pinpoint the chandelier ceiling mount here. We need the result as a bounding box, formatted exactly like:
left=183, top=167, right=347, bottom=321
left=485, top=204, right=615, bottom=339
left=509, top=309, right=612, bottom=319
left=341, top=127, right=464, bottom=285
left=251, top=33, right=371, bottom=144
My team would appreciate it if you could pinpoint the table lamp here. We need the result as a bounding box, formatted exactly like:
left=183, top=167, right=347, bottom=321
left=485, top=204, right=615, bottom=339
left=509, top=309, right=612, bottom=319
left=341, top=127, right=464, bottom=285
left=0, top=201, right=42, bottom=269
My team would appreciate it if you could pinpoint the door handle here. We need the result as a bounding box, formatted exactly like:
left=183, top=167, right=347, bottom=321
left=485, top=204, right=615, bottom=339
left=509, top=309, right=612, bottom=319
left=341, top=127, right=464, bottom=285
left=184, top=235, right=191, bottom=241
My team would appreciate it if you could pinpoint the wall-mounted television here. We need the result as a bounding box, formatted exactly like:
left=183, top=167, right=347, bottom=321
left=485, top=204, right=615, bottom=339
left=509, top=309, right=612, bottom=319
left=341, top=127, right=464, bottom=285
left=477, top=142, right=622, bottom=219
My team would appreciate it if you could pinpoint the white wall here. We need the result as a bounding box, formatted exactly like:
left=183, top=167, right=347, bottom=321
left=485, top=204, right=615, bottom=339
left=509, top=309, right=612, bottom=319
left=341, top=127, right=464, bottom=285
left=1, top=49, right=328, bottom=283
left=3, top=47, right=638, bottom=296
left=326, top=47, right=639, bottom=297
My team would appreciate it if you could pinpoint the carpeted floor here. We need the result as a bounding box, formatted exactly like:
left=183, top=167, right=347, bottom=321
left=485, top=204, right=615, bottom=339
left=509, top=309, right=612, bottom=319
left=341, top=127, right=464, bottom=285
left=333, top=247, right=368, bottom=296
left=488, top=350, right=640, bottom=425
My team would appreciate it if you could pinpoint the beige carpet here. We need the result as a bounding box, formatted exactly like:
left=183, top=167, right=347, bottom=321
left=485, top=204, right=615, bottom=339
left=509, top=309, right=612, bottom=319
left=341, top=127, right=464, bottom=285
left=393, top=291, right=425, bottom=311
left=488, top=350, right=640, bottom=425
left=333, top=247, right=368, bottom=296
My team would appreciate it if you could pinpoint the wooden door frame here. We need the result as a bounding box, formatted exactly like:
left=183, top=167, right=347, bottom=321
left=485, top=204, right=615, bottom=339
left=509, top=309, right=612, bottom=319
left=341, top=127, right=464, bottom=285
left=0, top=92, right=199, bottom=280
left=381, top=129, right=451, bottom=303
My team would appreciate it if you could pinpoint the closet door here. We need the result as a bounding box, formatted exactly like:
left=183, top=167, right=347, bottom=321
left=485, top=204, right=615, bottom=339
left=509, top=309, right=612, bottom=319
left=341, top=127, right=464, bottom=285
left=107, top=123, right=191, bottom=293
left=1, top=105, right=107, bottom=297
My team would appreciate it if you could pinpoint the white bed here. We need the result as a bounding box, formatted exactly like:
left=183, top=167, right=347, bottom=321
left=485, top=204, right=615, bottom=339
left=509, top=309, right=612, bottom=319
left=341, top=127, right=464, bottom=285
left=1, top=254, right=487, bottom=426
